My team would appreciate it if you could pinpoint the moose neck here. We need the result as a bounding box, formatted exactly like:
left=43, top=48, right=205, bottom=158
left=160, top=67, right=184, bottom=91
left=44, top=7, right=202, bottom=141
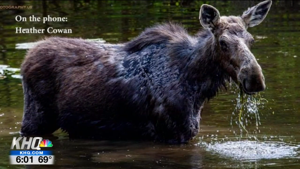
left=179, top=29, right=228, bottom=100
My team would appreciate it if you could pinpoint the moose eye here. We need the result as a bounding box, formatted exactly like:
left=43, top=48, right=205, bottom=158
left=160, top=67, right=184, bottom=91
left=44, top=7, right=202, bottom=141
left=219, top=40, right=228, bottom=51
left=250, top=39, right=255, bottom=45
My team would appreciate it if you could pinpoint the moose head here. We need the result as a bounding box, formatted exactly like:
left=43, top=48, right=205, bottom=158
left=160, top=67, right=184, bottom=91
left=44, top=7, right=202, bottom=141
left=199, top=0, right=272, bottom=94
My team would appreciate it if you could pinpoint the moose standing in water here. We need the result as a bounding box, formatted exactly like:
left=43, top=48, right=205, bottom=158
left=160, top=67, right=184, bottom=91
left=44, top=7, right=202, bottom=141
left=21, top=0, right=272, bottom=143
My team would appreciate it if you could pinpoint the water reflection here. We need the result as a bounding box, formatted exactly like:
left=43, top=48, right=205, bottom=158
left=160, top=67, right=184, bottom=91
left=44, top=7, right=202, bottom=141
left=0, top=0, right=300, bottom=168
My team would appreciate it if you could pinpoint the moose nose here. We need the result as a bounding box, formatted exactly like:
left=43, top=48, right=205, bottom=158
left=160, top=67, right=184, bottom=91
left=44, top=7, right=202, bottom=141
left=243, top=74, right=266, bottom=93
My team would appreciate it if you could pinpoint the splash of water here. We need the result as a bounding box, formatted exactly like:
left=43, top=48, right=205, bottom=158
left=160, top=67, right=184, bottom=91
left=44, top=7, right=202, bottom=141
left=199, top=140, right=299, bottom=160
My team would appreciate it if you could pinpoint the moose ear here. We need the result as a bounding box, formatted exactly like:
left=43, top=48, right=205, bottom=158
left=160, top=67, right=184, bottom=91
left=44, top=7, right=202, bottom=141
left=242, top=0, right=272, bottom=28
left=199, top=4, right=220, bottom=30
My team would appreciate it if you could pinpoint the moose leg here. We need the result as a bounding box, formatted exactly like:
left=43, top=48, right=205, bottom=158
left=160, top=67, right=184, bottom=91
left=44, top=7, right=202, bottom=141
left=21, top=82, right=59, bottom=136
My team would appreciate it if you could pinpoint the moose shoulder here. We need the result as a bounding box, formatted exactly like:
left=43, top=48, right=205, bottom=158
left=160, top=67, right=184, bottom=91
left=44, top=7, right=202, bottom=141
left=21, top=0, right=272, bottom=143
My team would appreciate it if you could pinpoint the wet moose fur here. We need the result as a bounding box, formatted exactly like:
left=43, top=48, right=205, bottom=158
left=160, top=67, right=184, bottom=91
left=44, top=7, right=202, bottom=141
left=21, top=1, right=271, bottom=143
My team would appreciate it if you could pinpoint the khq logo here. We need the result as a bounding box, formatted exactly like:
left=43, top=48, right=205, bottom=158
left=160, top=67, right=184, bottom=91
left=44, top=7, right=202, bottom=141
left=11, top=137, right=53, bottom=150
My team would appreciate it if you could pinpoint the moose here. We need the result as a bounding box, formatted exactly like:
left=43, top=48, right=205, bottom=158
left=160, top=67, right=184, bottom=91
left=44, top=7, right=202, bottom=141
left=21, top=0, right=271, bottom=143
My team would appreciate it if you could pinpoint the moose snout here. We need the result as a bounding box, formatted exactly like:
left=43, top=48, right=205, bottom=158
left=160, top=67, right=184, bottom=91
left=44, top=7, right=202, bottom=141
left=239, top=64, right=266, bottom=94
left=243, top=74, right=266, bottom=93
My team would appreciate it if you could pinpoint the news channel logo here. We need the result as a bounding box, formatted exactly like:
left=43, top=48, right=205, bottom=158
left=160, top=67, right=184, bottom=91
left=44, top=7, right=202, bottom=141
left=9, top=137, right=55, bottom=165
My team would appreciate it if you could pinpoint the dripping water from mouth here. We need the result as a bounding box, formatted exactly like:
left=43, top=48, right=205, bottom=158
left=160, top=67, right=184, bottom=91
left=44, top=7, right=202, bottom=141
left=230, top=84, right=268, bottom=138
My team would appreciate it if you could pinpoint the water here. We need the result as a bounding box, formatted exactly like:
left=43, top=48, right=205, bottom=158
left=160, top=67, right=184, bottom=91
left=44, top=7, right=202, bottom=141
left=0, top=0, right=300, bottom=168
left=201, top=141, right=298, bottom=160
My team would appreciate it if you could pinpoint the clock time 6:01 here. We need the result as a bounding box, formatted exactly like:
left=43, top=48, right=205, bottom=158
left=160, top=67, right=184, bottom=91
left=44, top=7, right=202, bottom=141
left=16, top=156, right=50, bottom=163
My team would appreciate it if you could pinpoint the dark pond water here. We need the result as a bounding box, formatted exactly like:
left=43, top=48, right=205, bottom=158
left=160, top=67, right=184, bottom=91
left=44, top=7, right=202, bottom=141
left=0, top=0, right=300, bottom=168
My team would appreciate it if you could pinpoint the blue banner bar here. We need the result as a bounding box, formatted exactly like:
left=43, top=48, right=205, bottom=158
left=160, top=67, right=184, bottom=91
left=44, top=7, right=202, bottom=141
left=10, top=150, right=53, bottom=156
